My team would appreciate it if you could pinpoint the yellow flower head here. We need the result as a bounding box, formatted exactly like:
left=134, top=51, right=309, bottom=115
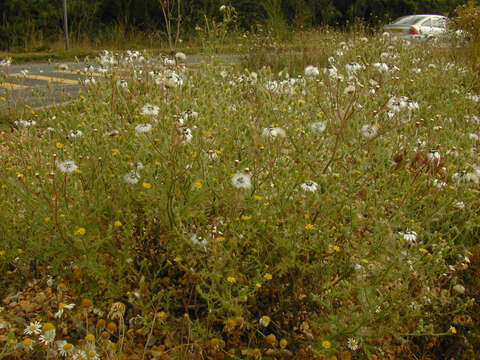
left=74, top=227, right=86, bottom=236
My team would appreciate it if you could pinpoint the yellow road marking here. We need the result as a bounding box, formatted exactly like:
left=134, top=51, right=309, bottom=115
left=0, top=82, right=28, bottom=89
left=10, top=74, right=80, bottom=84
left=54, top=70, right=105, bottom=77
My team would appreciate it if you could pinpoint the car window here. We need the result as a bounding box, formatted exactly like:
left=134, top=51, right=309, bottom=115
left=421, top=18, right=432, bottom=27
left=431, top=17, right=446, bottom=28
left=391, top=15, right=429, bottom=25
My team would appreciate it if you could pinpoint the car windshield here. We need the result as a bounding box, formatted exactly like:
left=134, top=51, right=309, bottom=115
left=391, top=15, right=430, bottom=25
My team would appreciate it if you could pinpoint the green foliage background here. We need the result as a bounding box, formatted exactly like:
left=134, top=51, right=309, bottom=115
left=0, top=0, right=471, bottom=50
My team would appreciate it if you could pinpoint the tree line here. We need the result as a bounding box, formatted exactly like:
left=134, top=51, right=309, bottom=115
left=0, top=0, right=470, bottom=51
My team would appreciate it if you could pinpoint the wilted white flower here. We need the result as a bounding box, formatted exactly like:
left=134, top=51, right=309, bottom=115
left=310, top=121, right=326, bottom=134
left=57, top=160, right=78, bottom=174
left=116, top=79, right=129, bottom=90
left=123, top=171, right=141, bottom=184
left=159, top=70, right=184, bottom=88
left=427, top=150, right=441, bottom=166
left=54, top=303, right=75, bottom=319
left=135, top=123, right=152, bottom=136
left=231, top=172, right=252, bottom=190
left=344, top=84, right=356, bottom=95
left=262, top=127, right=286, bottom=139
left=220, top=70, right=228, bottom=78
left=361, top=124, right=378, bottom=139
left=373, top=62, right=389, bottom=72
left=453, top=284, right=465, bottom=294
left=324, top=65, right=344, bottom=81
left=103, top=129, right=120, bottom=137
left=304, top=65, right=320, bottom=77
left=399, top=230, right=417, bottom=245
left=433, top=179, right=447, bottom=188
left=0, top=57, right=12, bottom=67
left=84, top=77, right=96, bottom=86
left=0, top=320, right=10, bottom=329
left=14, top=119, right=37, bottom=127
left=190, top=234, right=209, bottom=247
left=69, top=129, right=83, bottom=138
left=175, top=52, right=187, bottom=62
left=164, top=58, right=176, bottom=66
left=180, top=127, right=193, bottom=143
left=141, top=103, right=159, bottom=117
left=301, top=180, right=318, bottom=193
left=205, top=150, right=218, bottom=161
left=259, top=315, right=271, bottom=327
left=345, top=62, right=363, bottom=75
left=453, top=201, right=465, bottom=210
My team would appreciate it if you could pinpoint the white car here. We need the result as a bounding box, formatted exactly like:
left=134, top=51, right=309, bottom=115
left=383, top=14, right=448, bottom=41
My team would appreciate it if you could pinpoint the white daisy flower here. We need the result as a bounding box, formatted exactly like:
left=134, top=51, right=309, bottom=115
left=347, top=338, right=359, bottom=351
left=57, top=340, right=75, bottom=357
left=123, top=171, right=141, bottom=184
left=231, top=172, right=252, bottom=190
left=57, top=160, right=78, bottom=174
left=135, top=123, right=152, bottom=136
left=72, top=350, right=88, bottom=360
left=141, top=103, right=159, bottom=117
left=262, top=127, right=286, bottom=139
left=39, top=329, right=56, bottom=345
left=361, top=124, right=378, bottom=139
left=69, top=129, right=83, bottom=138
left=304, top=65, right=320, bottom=77
left=220, top=70, right=228, bottom=78
left=310, top=121, right=326, bottom=134
left=23, top=321, right=42, bottom=335
left=85, top=349, right=100, bottom=360
left=301, top=180, right=318, bottom=193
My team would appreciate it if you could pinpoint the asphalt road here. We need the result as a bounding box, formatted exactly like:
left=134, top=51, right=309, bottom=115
left=0, top=54, right=239, bottom=113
